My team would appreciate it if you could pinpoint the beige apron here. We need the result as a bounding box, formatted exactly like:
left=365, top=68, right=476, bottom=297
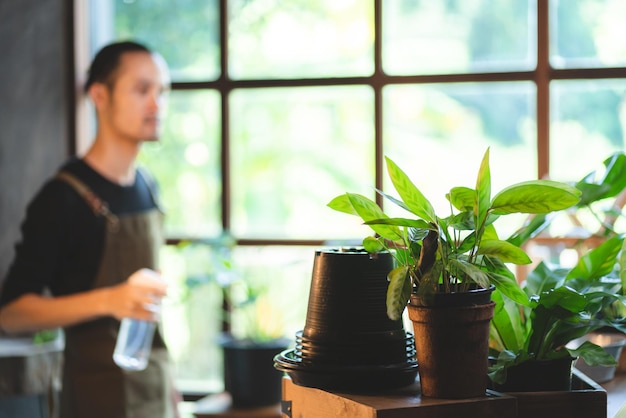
left=56, top=171, right=175, bottom=418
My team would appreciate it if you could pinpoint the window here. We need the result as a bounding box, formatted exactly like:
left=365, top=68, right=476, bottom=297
left=80, top=0, right=626, bottom=392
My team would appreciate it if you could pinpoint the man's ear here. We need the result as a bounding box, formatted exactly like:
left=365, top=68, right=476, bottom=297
left=88, top=83, right=110, bottom=111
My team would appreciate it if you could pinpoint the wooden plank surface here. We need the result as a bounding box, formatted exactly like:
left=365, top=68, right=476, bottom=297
left=282, top=376, right=516, bottom=418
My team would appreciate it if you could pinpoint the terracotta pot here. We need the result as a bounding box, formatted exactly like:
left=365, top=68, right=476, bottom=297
left=408, top=286, right=495, bottom=399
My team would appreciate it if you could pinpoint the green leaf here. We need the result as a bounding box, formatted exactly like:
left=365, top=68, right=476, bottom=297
left=327, top=194, right=360, bottom=215
left=537, top=286, right=586, bottom=313
left=482, top=223, right=499, bottom=241
left=525, top=261, right=567, bottom=296
left=328, top=193, right=405, bottom=242
left=456, top=231, right=477, bottom=254
left=346, top=193, right=403, bottom=241
left=488, top=349, right=518, bottom=384
left=487, top=270, right=530, bottom=306
left=575, top=183, right=613, bottom=206
left=477, top=239, right=532, bottom=265
left=363, top=236, right=384, bottom=253
left=446, top=210, right=475, bottom=231
left=385, top=157, right=437, bottom=223
left=575, top=152, right=626, bottom=205
left=365, top=217, right=432, bottom=230
left=475, top=148, right=492, bottom=232
left=448, top=258, right=491, bottom=289
left=490, top=290, right=526, bottom=354
left=376, top=188, right=411, bottom=213
left=447, top=186, right=475, bottom=212
left=491, top=180, right=581, bottom=215
left=386, top=265, right=411, bottom=321
left=565, top=235, right=624, bottom=281
left=567, top=340, right=617, bottom=367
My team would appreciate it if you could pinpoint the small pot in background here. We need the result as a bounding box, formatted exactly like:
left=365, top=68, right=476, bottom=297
left=221, top=336, right=290, bottom=408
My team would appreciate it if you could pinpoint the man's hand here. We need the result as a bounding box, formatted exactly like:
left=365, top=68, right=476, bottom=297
left=107, top=268, right=167, bottom=322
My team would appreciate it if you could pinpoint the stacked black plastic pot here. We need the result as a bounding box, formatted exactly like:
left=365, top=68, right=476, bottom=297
left=274, top=247, right=418, bottom=392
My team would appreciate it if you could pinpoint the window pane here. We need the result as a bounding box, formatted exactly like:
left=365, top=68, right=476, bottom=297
left=550, top=80, right=626, bottom=181
left=160, top=244, right=316, bottom=392
left=90, top=0, right=220, bottom=81
left=228, top=0, right=373, bottom=79
left=383, top=82, right=536, bottom=235
left=230, top=246, right=316, bottom=341
left=160, top=243, right=224, bottom=392
left=383, top=0, right=536, bottom=75
left=551, top=0, right=626, bottom=69
left=138, top=91, right=222, bottom=238
left=230, top=86, right=375, bottom=240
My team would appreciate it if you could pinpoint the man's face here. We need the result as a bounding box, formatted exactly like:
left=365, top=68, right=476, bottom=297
left=101, top=51, right=170, bottom=143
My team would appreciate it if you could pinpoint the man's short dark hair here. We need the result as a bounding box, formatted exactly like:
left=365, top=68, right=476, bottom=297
left=84, top=41, right=152, bottom=93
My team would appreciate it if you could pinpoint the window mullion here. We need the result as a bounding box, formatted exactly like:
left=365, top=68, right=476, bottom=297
left=536, top=0, right=550, bottom=180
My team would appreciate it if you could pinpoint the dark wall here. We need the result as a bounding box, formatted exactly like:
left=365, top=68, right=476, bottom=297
left=0, top=0, right=70, bottom=280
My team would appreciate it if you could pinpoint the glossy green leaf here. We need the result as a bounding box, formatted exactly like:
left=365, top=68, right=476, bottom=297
left=490, top=289, right=526, bottom=354
left=575, top=152, right=626, bottom=205
left=447, top=186, right=475, bottom=212
left=376, top=188, right=411, bottom=213
left=448, top=258, right=491, bottom=289
left=327, top=193, right=359, bottom=215
left=537, top=286, right=586, bottom=312
left=475, top=148, right=492, bottom=231
left=385, top=157, right=436, bottom=223
left=446, top=210, right=475, bottom=231
left=363, top=236, right=384, bottom=253
left=346, top=193, right=403, bottom=241
left=365, top=217, right=432, bottom=230
left=487, top=270, right=530, bottom=306
left=477, top=239, right=532, bottom=265
left=386, top=265, right=411, bottom=321
left=491, top=180, right=581, bottom=215
left=567, top=340, right=617, bottom=367
left=565, top=235, right=624, bottom=281
left=525, top=261, right=567, bottom=296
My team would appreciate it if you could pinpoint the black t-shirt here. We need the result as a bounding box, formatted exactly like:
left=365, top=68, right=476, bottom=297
left=0, top=158, right=160, bottom=307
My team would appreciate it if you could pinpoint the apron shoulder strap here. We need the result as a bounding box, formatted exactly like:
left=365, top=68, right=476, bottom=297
left=55, top=171, right=119, bottom=228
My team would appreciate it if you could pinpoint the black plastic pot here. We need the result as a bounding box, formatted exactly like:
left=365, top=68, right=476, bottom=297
left=221, top=337, right=289, bottom=408
left=301, top=248, right=405, bottom=346
left=274, top=247, right=418, bottom=392
left=490, top=356, right=576, bottom=392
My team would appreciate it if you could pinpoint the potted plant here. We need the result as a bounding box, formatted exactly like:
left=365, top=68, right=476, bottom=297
left=490, top=151, right=626, bottom=389
left=489, top=234, right=626, bottom=391
left=181, top=236, right=289, bottom=409
left=327, top=147, right=581, bottom=398
left=219, top=273, right=290, bottom=409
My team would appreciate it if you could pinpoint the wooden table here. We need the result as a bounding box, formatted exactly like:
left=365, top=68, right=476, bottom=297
left=192, top=370, right=626, bottom=417
left=281, top=376, right=516, bottom=418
